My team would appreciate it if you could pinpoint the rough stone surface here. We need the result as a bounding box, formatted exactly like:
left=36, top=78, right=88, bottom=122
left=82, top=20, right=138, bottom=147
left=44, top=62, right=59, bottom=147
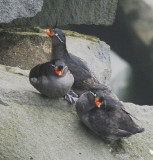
left=0, top=0, right=43, bottom=23
left=1, top=0, right=118, bottom=27
left=0, top=65, right=152, bottom=160
left=0, top=28, right=111, bottom=85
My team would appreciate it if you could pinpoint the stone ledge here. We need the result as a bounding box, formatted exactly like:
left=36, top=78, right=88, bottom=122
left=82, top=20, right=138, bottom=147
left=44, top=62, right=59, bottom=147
left=0, top=64, right=152, bottom=160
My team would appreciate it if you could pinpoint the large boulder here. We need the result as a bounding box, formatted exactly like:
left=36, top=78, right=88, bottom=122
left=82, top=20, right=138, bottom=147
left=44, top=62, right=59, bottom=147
left=0, top=65, right=153, bottom=160
left=0, top=0, right=43, bottom=23
left=0, top=0, right=118, bottom=27
left=0, top=28, right=111, bottom=85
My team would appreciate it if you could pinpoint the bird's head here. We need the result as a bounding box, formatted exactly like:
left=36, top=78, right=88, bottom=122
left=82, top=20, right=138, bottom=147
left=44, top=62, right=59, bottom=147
left=50, top=59, right=68, bottom=76
left=46, top=28, right=66, bottom=46
left=89, top=91, right=105, bottom=108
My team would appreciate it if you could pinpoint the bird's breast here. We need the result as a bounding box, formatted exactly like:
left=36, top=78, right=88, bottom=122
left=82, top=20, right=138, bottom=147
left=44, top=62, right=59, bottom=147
left=34, top=73, right=74, bottom=98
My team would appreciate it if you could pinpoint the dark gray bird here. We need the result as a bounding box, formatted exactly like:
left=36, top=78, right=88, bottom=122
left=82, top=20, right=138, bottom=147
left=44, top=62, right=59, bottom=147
left=29, top=59, right=76, bottom=103
left=46, top=28, right=111, bottom=96
left=76, top=89, right=144, bottom=143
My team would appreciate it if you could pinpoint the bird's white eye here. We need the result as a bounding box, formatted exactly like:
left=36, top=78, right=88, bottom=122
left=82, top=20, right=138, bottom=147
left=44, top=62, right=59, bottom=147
left=54, top=33, right=64, bottom=43
left=89, top=91, right=96, bottom=97
left=64, top=66, right=67, bottom=69
left=51, top=64, right=56, bottom=68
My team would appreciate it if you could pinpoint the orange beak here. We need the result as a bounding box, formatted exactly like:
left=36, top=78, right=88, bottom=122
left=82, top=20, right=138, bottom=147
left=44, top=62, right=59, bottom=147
left=46, top=29, right=54, bottom=36
left=94, top=97, right=102, bottom=108
left=54, top=68, right=65, bottom=76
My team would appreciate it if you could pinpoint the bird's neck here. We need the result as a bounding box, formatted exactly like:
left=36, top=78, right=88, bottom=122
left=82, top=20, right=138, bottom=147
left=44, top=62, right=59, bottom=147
left=51, top=44, right=69, bottom=60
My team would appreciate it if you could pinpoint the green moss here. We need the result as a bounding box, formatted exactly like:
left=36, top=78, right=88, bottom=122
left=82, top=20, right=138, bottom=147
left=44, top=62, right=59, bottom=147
left=63, top=30, right=100, bottom=42
left=0, top=28, right=100, bottom=42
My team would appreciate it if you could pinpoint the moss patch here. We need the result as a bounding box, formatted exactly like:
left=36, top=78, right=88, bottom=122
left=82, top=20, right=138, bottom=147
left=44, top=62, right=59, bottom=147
left=0, top=28, right=100, bottom=42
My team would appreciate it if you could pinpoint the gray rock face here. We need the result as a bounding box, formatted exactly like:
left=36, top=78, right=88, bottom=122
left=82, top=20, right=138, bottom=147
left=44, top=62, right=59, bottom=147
left=1, top=0, right=118, bottom=27
left=0, top=29, right=111, bottom=85
left=110, top=51, right=133, bottom=102
left=0, top=0, right=43, bottom=23
left=0, top=65, right=152, bottom=160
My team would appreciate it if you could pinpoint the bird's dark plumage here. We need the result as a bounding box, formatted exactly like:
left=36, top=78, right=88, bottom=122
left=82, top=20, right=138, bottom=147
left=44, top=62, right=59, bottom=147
left=46, top=28, right=111, bottom=95
left=29, top=59, right=74, bottom=99
left=76, top=90, right=144, bottom=143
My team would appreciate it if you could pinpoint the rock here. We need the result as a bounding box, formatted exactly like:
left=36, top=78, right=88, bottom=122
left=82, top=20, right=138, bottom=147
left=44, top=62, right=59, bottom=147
left=110, top=51, right=133, bottom=102
left=0, top=28, right=111, bottom=85
left=0, top=64, right=29, bottom=77
left=0, top=28, right=51, bottom=70
left=0, top=0, right=43, bottom=23
left=0, top=65, right=153, bottom=160
left=0, top=0, right=118, bottom=27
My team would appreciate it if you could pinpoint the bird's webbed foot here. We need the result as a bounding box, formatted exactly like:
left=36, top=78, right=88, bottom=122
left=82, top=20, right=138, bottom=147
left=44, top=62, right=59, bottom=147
left=68, top=91, right=79, bottom=98
left=64, top=93, right=75, bottom=104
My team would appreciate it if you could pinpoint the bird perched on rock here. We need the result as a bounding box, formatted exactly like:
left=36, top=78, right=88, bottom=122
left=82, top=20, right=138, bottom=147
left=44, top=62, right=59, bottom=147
left=29, top=59, right=76, bottom=103
left=46, top=28, right=111, bottom=96
left=76, top=89, right=144, bottom=143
